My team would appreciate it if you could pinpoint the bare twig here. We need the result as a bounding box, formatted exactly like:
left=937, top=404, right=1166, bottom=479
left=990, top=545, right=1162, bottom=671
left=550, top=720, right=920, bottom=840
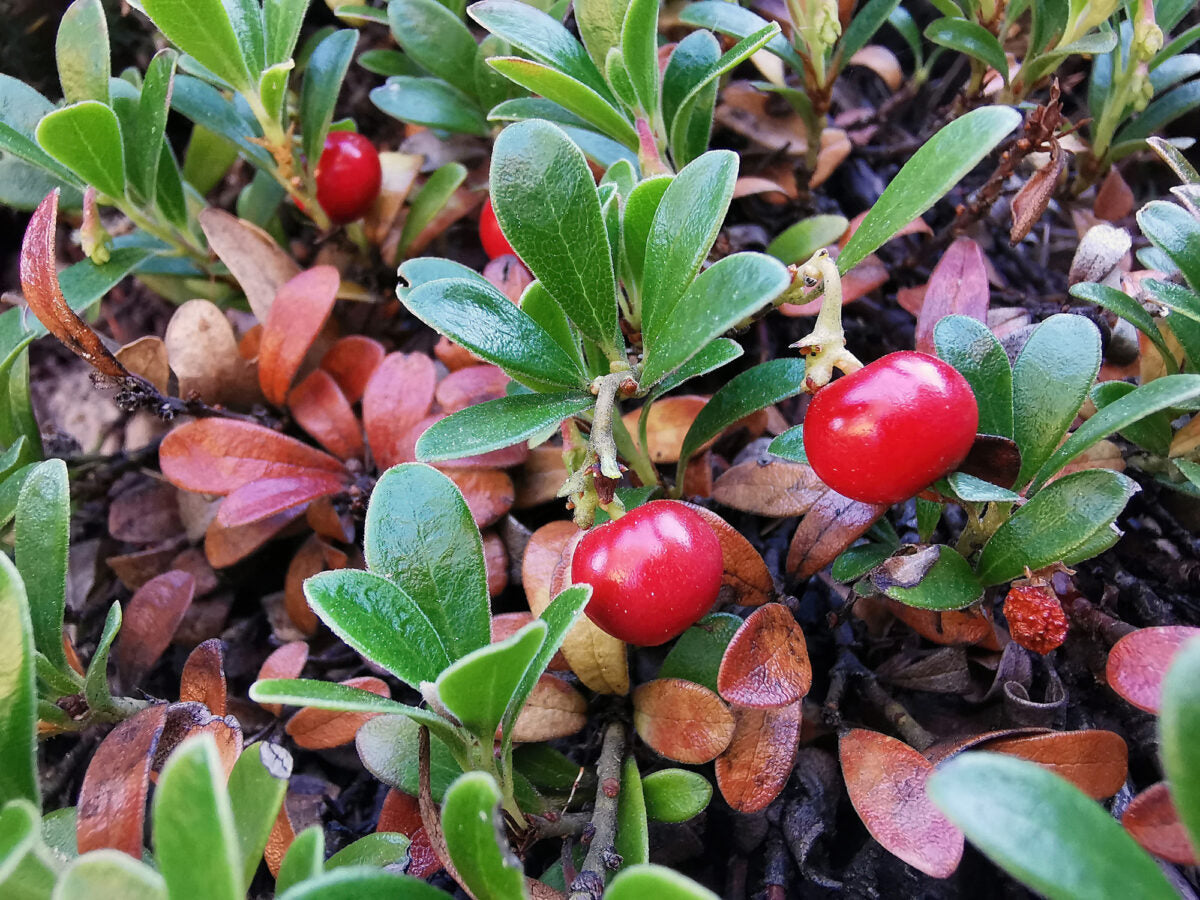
left=567, top=721, right=626, bottom=900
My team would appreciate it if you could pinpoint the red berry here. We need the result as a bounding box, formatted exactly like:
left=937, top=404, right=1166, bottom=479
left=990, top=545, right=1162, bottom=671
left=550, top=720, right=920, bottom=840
left=571, top=500, right=723, bottom=646
left=479, top=196, right=516, bottom=259
left=1003, top=584, right=1068, bottom=655
left=314, top=132, right=382, bottom=225
left=803, top=351, right=979, bottom=505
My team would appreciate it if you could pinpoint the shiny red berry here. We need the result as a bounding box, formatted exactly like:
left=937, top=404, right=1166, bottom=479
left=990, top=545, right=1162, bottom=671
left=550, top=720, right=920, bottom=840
left=1003, top=584, right=1068, bottom=654
left=314, top=132, right=382, bottom=225
left=479, top=196, right=516, bottom=259
left=803, top=351, right=979, bottom=505
left=571, top=500, right=723, bottom=646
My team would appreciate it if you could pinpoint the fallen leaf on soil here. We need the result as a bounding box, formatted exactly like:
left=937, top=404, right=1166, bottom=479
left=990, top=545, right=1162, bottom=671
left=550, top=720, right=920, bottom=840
left=979, top=729, right=1128, bottom=798
left=362, top=351, right=437, bottom=469
left=151, top=702, right=244, bottom=778
left=715, top=701, right=802, bottom=813
left=1094, top=168, right=1135, bottom=222
left=165, top=300, right=259, bottom=405
left=199, top=208, right=301, bottom=322
left=914, top=237, right=989, bottom=356
left=258, top=266, right=341, bottom=405
left=633, top=678, right=736, bottom=764
left=787, top=490, right=887, bottom=580
left=288, top=369, right=364, bottom=460
left=483, top=531, right=509, bottom=597
left=682, top=503, right=773, bottom=606
left=286, top=676, right=390, bottom=749
left=848, top=45, right=902, bottom=90
left=956, top=435, right=1023, bottom=488
left=718, top=604, right=811, bottom=707
left=622, top=395, right=709, bottom=463
left=179, top=638, right=227, bottom=716
left=115, top=570, right=197, bottom=689
left=285, top=535, right=349, bottom=635
left=377, top=788, right=442, bottom=877
left=435, top=365, right=511, bottom=413
left=1106, top=626, right=1200, bottom=714
left=439, top=467, right=514, bottom=528
left=106, top=540, right=187, bottom=590
left=508, top=674, right=587, bottom=743
left=839, top=729, right=964, bottom=879
left=108, top=478, right=184, bottom=545
left=482, top=255, right=534, bottom=303
left=1122, top=782, right=1197, bottom=864
left=434, top=336, right=480, bottom=372
left=923, top=727, right=1051, bottom=764
left=319, top=335, right=386, bottom=404
left=205, top=506, right=307, bottom=568
left=712, top=458, right=826, bottom=517
left=257, top=642, right=311, bottom=716
left=216, top=472, right=347, bottom=529
left=307, top=495, right=355, bottom=544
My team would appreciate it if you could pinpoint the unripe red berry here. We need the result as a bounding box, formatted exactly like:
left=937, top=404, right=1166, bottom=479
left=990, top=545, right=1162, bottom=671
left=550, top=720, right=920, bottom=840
left=1003, top=584, right=1068, bottom=655
left=314, top=131, right=382, bottom=225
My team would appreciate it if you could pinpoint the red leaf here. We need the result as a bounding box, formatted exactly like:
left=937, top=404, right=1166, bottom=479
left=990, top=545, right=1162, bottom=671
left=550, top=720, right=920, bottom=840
left=786, top=489, right=886, bottom=580
left=718, top=604, right=812, bottom=708
left=840, top=729, right=964, bottom=878
left=378, top=789, right=442, bottom=878
left=216, top=474, right=347, bottom=528
left=160, top=419, right=346, bottom=495
left=285, top=535, right=349, bottom=635
left=179, top=638, right=227, bottom=715
left=1123, top=782, right=1198, bottom=865
left=115, top=571, right=197, bottom=689
left=979, top=729, right=1128, bottom=799
left=435, top=365, right=511, bottom=413
left=286, top=676, right=389, bottom=749
left=715, top=702, right=802, bottom=813
left=320, top=335, right=386, bottom=404
left=288, top=369, right=364, bottom=460
left=257, top=642, right=310, bottom=716
left=258, top=266, right=340, bottom=405
left=914, top=237, right=989, bottom=356
left=205, top=506, right=307, bottom=568
left=362, top=352, right=437, bottom=470
left=19, top=190, right=126, bottom=377
left=1106, top=626, right=1200, bottom=714
left=440, top=467, right=514, bottom=528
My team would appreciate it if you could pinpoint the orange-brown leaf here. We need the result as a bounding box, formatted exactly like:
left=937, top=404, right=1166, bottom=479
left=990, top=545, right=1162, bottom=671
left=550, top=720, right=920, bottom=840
left=439, top=467, right=514, bottom=528
left=320, top=335, right=386, bottom=404
left=198, top=208, right=301, bottom=322
left=683, top=503, right=773, bottom=606
left=285, top=536, right=349, bottom=636
left=434, top=336, right=480, bottom=372
left=621, top=395, right=709, bottom=463
left=787, top=489, right=887, bottom=580
left=151, top=701, right=244, bottom=779
left=116, top=336, right=170, bottom=394
left=1094, top=168, right=1135, bottom=222
left=165, top=300, right=259, bottom=406
left=715, top=702, right=802, bottom=813
left=205, top=506, right=306, bottom=568
left=979, top=729, right=1128, bottom=799
left=306, top=495, right=355, bottom=544
left=1010, top=141, right=1064, bottom=244
left=712, top=458, right=826, bottom=517
left=216, top=474, right=347, bottom=528
left=286, top=676, right=389, bottom=749
left=492, top=612, right=568, bottom=670
left=258, top=266, right=340, bottom=405
left=264, top=804, right=296, bottom=878
left=839, top=729, right=964, bottom=879
left=508, top=674, right=587, bottom=743
left=362, top=352, right=437, bottom=470
left=1122, top=782, right=1197, bottom=865
left=914, top=237, right=989, bottom=356
left=718, top=604, right=812, bottom=708
left=633, top=678, right=735, bottom=764
left=1106, top=626, right=1200, bottom=714
left=179, top=638, right=227, bottom=715
left=288, top=369, right=364, bottom=461
left=115, top=570, right=197, bottom=689
left=514, top=444, right=568, bottom=509
left=886, top=599, right=1001, bottom=649
left=257, top=642, right=310, bottom=716
left=483, top=531, right=509, bottom=597
left=377, top=789, right=442, bottom=878
left=436, top=364, right=511, bottom=413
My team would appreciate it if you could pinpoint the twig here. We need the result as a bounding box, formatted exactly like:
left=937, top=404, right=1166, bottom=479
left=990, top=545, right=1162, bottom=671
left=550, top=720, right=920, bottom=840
left=567, top=721, right=626, bottom=900
left=111, top=374, right=268, bottom=425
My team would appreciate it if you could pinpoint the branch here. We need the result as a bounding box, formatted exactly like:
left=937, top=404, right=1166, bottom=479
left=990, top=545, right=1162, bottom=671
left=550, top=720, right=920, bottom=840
left=567, top=721, right=626, bottom=900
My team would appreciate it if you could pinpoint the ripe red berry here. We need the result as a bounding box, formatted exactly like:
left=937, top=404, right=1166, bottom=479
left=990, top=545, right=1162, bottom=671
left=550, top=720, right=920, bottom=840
left=803, top=351, right=979, bottom=505
left=479, top=196, right=516, bottom=260
left=314, top=132, right=382, bottom=225
left=571, top=500, right=723, bottom=646
left=1003, top=584, right=1069, bottom=655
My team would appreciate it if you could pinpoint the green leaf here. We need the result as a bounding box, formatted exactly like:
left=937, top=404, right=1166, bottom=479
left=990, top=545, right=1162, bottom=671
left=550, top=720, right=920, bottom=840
left=275, top=826, right=324, bottom=896
left=0, top=75, right=84, bottom=188
left=1160, top=636, right=1200, bottom=856
left=768, top=425, right=806, bottom=463
left=839, top=106, right=1021, bottom=273
left=833, top=542, right=896, bottom=581
left=404, top=277, right=588, bottom=391
left=660, top=30, right=720, bottom=148
left=887, top=5, right=925, bottom=65
left=871, top=545, right=983, bottom=610
left=397, top=162, right=468, bottom=257
left=301, top=30, right=358, bottom=178
left=141, top=0, right=254, bottom=91
left=171, top=75, right=273, bottom=169
left=358, top=49, right=422, bottom=77
left=0, top=556, right=37, bottom=808
left=975, top=469, right=1138, bottom=585
left=641, top=253, right=790, bottom=387
left=945, top=471, right=1021, bottom=503
left=934, top=315, right=1013, bottom=439
left=152, top=737, right=242, bottom=900
left=365, top=464, right=491, bottom=660
left=1138, top=199, right=1200, bottom=292
left=388, top=0, right=480, bottom=97
left=279, top=868, right=451, bottom=900
left=54, top=849, right=165, bottom=899
left=227, top=744, right=290, bottom=891
left=517, top=282, right=587, bottom=374
left=370, top=78, right=489, bottom=135
left=621, top=174, right=673, bottom=296
left=767, top=214, right=850, bottom=264
left=436, top=621, right=546, bottom=743
left=1091, top=381, right=1173, bottom=456
left=264, top=0, right=310, bottom=67
left=837, top=0, right=902, bottom=64
left=182, top=123, right=239, bottom=193
left=83, top=603, right=122, bottom=716
left=1070, top=282, right=1177, bottom=374
left=1116, top=81, right=1200, bottom=148
left=36, top=102, right=126, bottom=199
left=646, top=338, right=742, bottom=403
left=642, top=150, right=737, bottom=337
left=1010, top=314, right=1101, bottom=486
left=677, top=2, right=805, bottom=71
left=928, top=753, right=1176, bottom=900
left=620, top=0, right=659, bottom=116
left=491, top=120, right=620, bottom=351
left=416, top=392, right=595, bottom=462
left=57, top=0, right=111, bottom=105
left=677, top=358, right=807, bottom=473
left=441, top=773, right=527, bottom=900
left=616, top=756, right=649, bottom=867
left=15, top=460, right=69, bottom=677
left=127, top=50, right=178, bottom=206
left=607, top=865, right=721, bottom=900
left=356, top=715, right=466, bottom=800
left=642, top=769, right=712, bottom=823
left=326, top=833, right=411, bottom=870
left=924, top=18, right=1008, bottom=82
left=657, top=613, right=741, bottom=692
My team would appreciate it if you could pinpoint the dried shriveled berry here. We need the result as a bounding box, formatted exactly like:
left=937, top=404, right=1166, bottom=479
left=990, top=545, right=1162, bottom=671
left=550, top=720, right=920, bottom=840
left=1003, top=584, right=1068, bottom=654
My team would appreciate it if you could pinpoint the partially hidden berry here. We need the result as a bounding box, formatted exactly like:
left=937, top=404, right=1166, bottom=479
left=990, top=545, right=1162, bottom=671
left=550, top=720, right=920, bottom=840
left=314, top=131, right=382, bottom=225
left=1003, top=584, right=1068, bottom=655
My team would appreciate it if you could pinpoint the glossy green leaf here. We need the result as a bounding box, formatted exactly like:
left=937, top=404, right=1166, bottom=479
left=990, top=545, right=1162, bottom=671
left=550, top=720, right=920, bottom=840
left=660, top=30, right=720, bottom=149
left=1116, top=81, right=1200, bottom=148
left=933, top=315, right=1013, bottom=438
left=326, top=833, right=411, bottom=870
left=355, top=715, right=466, bottom=801
left=607, top=865, right=721, bottom=900
left=488, top=97, right=594, bottom=130
left=768, top=425, right=807, bottom=463
left=264, top=0, right=309, bottom=67
left=575, top=0, right=625, bottom=67
left=1138, top=199, right=1200, bottom=292
left=397, top=162, right=468, bottom=257
left=518, top=282, right=586, bottom=372
left=301, top=30, right=357, bottom=177
left=976, top=469, right=1138, bottom=585
left=306, top=570, right=451, bottom=686
left=0, top=75, right=83, bottom=185
left=642, top=769, right=712, bottom=823
left=924, top=17, right=1008, bottom=82
left=54, top=849, right=165, bottom=899
left=646, top=339, right=743, bottom=404
left=0, top=799, right=58, bottom=897
left=435, top=621, right=545, bottom=743
left=171, top=76, right=273, bottom=169
left=15, top=460, right=69, bottom=676
left=182, top=123, right=239, bottom=193
left=677, top=358, right=807, bottom=473
left=279, top=868, right=450, bottom=900
left=0, top=465, right=38, bottom=533
left=606, top=44, right=639, bottom=114
left=832, top=541, right=896, bottom=581
left=621, top=174, right=672, bottom=295
left=838, top=0, right=902, bottom=64
left=839, top=106, right=1021, bottom=273
left=127, top=50, right=178, bottom=206
left=1070, top=282, right=1177, bottom=374
left=0, top=352, right=39, bottom=465
left=389, top=0, right=480, bottom=97
left=1160, top=636, right=1200, bottom=856
left=57, top=0, right=111, bottom=105
left=141, top=0, right=253, bottom=91
left=657, top=613, right=741, bottom=692
left=620, top=0, right=659, bottom=115
left=36, top=102, right=125, bottom=199
left=358, top=49, right=422, bottom=77
left=767, top=215, right=850, bottom=264
left=1011, top=314, right=1101, bottom=486
left=51, top=248, right=156, bottom=327
left=83, top=603, right=121, bottom=716
left=677, top=2, right=805, bottom=72
left=871, top=545, right=983, bottom=610
left=928, top=754, right=1176, bottom=900
left=490, top=120, right=620, bottom=351
left=0, top=555, right=36, bottom=808
left=275, top=826, right=324, bottom=896
left=1091, top=381, right=1172, bottom=456
left=641, top=252, right=789, bottom=387
left=370, top=78, right=489, bottom=135
left=152, top=737, right=242, bottom=900
left=228, top=744, right=290, bottom=891
left=945, top=471, right=1021, bottom=503
left=417, top=391, right=594, bottom=462
left=441, top=773, right=526, bottom=900
left=616, top=756, right=649, bottom=867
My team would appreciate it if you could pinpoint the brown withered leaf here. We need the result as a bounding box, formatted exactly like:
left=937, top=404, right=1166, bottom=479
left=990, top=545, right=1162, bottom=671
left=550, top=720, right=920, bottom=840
left=522, top=521, right=579, bottom=613
left=811, top=128, right=851, bottom=188
left=106, top=540, right=187, bottom=591
left=787, top=490, right=887, bottom=580
left=514, top=444, right=568, bottom=509
left=257, top=642, right=310, bottom=716
left=923, top=727, right=1051, bottom=765
left=108, top=478, right=184, bottom=545
left=173, top=596, right=233, bottom=648
left=492, top=612, right=568, bottom=670
left=285, top=535, right=349, bottom=636
left=1169, top=410, right=1200, bottom=459
left=205, top=506, right=307, bottom=569
left=286, top=676, right=390, bottom=749
left=715, top=701, right=802, bottom=813
left=1011, top=140, right=1064, bottom=243
left=115, top=336, right=170, bottom=394
left=439, top=467, right=514, bottom=528
left=956, top=435, right=1022, bottom=488
left=718, top=604, right=812, bottom=708
left=979, top=729, right=1128, bottom=799
left=377, top=789, right=442, bottom=878
left=288, top=369, right=364, bottom=461
left=848, top=45, right=902, bottom=90
left=1122, top=782, right=1198, bottom=865
left=264, top=805, right=296, bottom=878
left=876, top=646, right=972, bottom=694
left=1095, top=168, right=1135, bottom=222
left=839, top=729, right=964, bottom=879
left=151, top=702, right=244, bottom=778
left=1045, top=438, right=1124, bottom=482
left=198, top=208, right=301, bottom=322
left=20, top=190, right=126, bottom=377
left=435, top=365, right=511, bottom=413
left=364, top=152, right=423, bottom=245
left=362, top=352, right=437, bottom=470
left=483, top=531, right=508, bottom=597
left=307, top=495, right=354, bottom=545
left=914, top=237, right=989, bottom=356
left=633, top=678, right=736, bottom=764
left=319, top=335, right=386, bottom=404
left=508, top=674, right=587, bottom=743
left=712, top=458, right=826, bottom=517
left=164, top=300, right=257, bottom=406
left=115, top=570, right=197, bottom=689
left=169, top=548, right=219, bottom=597
left=682, top=503, right=773, bottom=606
left=258, top=266, right=340, bottom=406
left=1106, top=626, right=1200, bottom=714
left=77, top=704, right=168, bottom=856
left=886, top=599, right=1002, bottom=649
left=681, top=450, right=714, bottom=498
left=179, top=638, right=227, bottom=716
left=621, top=395, right=709, bottom=463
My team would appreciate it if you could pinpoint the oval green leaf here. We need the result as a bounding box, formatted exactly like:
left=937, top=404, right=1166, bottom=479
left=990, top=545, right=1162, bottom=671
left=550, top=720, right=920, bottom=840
left=642, top=769, right=713, bottom=823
